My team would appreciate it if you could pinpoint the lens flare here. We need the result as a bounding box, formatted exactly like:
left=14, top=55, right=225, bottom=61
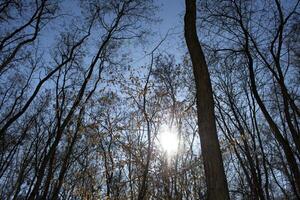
left=157, top=124, right=179, bottom=156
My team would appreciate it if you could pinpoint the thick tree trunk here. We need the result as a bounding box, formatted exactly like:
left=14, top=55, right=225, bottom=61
left=184, top=0, right=230, bottom=199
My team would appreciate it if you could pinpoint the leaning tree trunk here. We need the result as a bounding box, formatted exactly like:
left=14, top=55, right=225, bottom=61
left=184, top=0, right=230, bottom=199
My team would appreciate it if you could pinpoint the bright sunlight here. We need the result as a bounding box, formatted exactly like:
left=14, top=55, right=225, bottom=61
left=157, top=124, right=179, bottom=156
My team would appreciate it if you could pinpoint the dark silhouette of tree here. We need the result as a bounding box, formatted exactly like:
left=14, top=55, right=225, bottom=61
left=0, top=0, right=299, bottom=199
left=184, top=0, right=230, bottom=199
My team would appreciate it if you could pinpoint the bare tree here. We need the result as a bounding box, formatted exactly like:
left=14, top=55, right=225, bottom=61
left=184, top=0, right=230, bottom=199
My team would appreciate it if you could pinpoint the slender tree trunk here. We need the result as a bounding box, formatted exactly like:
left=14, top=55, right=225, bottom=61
left=184, top=0, right=230, bottom=199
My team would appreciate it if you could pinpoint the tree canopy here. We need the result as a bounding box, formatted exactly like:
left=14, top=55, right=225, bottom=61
left=0, top=0, right=299, bottom=199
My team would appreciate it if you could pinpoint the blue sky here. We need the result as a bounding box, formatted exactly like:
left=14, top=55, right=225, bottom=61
left=127, top=0, right=185, bottom=66
left=152, top=0, right=185, bottom=56
left=158, top=0, right=184, bottom=33
left=40, top=0, right=186, bottom=65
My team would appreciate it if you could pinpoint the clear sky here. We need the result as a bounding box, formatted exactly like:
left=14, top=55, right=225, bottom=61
left=151, top=0, right=185, bottom=57
left=127, top=0, right=185, bottom=66
left=157, top=0, right=184, bottom=34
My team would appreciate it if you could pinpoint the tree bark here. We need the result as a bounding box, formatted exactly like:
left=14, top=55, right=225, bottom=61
left=184, top=0, right=230, bottom=199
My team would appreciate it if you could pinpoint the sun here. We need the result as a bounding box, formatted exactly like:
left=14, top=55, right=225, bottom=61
left=157, top=124, right=179, bottom=156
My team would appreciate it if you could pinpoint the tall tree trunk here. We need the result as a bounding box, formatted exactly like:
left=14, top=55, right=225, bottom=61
left=184, top=0, right=230, bottom=199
